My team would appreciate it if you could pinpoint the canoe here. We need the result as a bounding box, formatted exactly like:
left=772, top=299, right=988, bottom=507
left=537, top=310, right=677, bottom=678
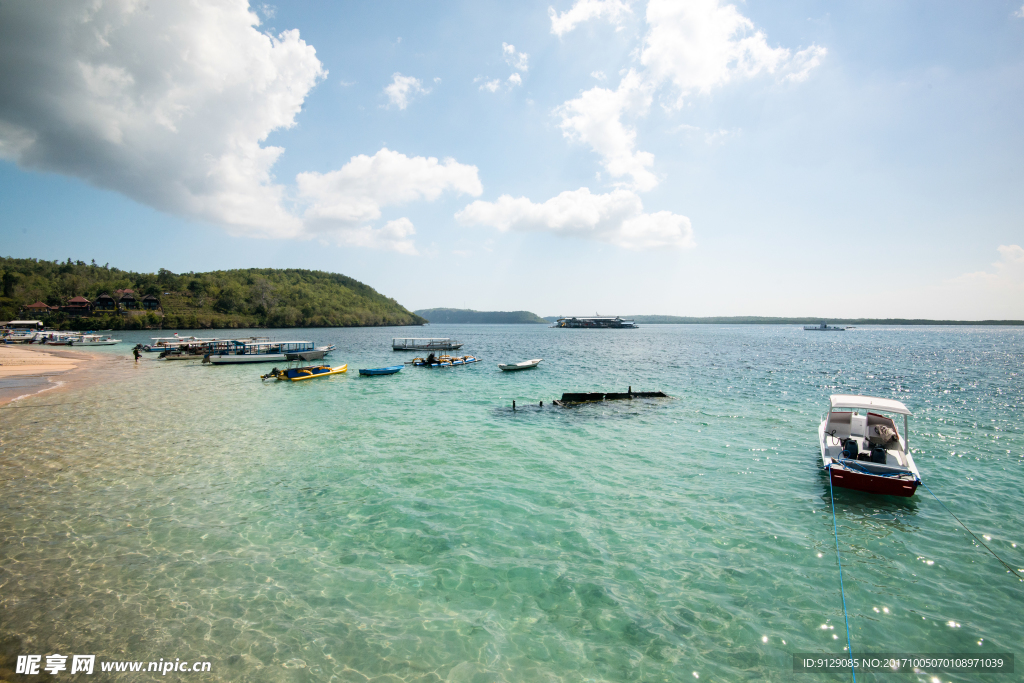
left=498, top=358, right=543, bottom=371
left=358, top=365, right=403, bottom=376
left=261, top=364, right=347, bottom=381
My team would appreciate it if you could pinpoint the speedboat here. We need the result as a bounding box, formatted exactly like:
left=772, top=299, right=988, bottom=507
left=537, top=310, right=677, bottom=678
left=358, top=365, right=403, bottom=376
left=261, top=364, right=347, bottom=381
left=818, top=394, right=921, bottom=497
left=498, top=358, right=543, bottom=371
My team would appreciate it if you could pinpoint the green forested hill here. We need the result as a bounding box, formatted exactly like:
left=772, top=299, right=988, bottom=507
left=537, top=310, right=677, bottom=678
left=414, top=308, right=547, bottom=324
left=0, top=257, right=425, bottom=329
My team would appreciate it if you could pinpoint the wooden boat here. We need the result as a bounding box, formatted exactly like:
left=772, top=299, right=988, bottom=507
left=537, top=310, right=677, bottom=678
left=818, top=394, right=921, bottom=497
left=498, top=358, right=543, bottom=371
left=554, top=388, right=668, bottom=405
left=358, top=365, right=403, bottom=376
left=261, top=364, right=347, bottom=381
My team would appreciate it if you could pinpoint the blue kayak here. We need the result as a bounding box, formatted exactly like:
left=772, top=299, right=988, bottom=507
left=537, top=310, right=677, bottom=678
left=358, top=365, right=403, bottom=376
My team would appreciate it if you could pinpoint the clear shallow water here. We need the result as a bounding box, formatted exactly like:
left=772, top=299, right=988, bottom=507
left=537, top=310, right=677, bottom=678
left=1, top=325, right=1022, bottom=682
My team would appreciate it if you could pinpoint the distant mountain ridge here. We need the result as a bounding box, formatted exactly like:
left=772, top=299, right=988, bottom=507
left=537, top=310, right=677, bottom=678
left=415, top=308, right=547, bottom=324
left=540, top=315, right=1023, bottom=325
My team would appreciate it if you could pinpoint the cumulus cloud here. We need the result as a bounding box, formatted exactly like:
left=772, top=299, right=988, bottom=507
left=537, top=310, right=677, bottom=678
left=384, top=73, right=428, bottom=109
left=456, top=187, right=693, bottom=250
left=508, top=73, right=523, bottom=87
left=502, top=43, right=529, bottom=72
left=1016, top=4, right=1024, bottom=18
left=549, top=0, right=632, bottom=36
left=551, top=0, right=826, bottom=192
left=555, top=70, right=657, bottom=191
left=0, top=1, right=474, bottom=253
left=298, top=148, right=482, bottom=254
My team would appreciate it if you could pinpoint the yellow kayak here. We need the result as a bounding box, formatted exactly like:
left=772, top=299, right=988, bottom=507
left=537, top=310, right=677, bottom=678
left=261, top=364, right=347, bottom=381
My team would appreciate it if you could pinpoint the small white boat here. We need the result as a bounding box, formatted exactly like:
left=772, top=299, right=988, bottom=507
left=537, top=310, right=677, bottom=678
left=74, top=334, right=121, bottom=346
left=819, top=394, right=921, bottom=497
left=498, top=358, right=543, bottom=371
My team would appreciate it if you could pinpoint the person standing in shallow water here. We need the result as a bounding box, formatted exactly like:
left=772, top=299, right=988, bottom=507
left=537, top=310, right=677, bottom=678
left=133, top=346, right=140, bottom=362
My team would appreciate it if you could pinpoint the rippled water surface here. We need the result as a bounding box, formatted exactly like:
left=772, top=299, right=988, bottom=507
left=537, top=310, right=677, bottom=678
left=1, top=325, right=1022, bottom=682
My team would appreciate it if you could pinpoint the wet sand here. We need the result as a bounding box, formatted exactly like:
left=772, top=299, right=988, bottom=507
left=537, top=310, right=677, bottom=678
left=0, top=345, right=134, bottom=406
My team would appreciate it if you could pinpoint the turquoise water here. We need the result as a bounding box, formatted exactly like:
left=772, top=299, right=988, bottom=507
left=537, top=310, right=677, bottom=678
left=1, top=325, right=1022, bottom=682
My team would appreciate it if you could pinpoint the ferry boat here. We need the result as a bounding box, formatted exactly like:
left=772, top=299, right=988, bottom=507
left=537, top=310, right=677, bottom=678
left=2, top=321, right=45, bottom=343
left=203, top=339, right=333, bottom=365
left=142, top=335, right=228, bottom=352
left=392, top=337, right=464, bottom=351
left=818, top=394, right=921, bottom=497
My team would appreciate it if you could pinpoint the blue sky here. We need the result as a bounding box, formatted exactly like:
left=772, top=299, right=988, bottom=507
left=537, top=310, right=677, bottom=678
left=1, top=0, right=1022, bottom=318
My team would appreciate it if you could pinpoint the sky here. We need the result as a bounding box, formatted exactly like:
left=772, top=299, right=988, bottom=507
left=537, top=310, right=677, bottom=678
left=1, top=0, right=1022, bottom=319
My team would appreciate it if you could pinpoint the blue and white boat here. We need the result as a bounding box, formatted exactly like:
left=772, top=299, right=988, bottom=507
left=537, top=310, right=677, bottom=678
left=358, top=365, right=403, bottom=376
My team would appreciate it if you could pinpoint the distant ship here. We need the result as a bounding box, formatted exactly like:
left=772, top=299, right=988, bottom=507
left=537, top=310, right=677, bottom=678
left=552, top=316, right=638, bottom=329
left=804, top=322, right=847, bottom=331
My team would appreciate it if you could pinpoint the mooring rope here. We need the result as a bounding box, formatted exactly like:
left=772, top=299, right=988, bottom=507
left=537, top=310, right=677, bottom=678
left=827, top=466, right=857, bottom=682
left=921, top=481, right=1023, bottom=582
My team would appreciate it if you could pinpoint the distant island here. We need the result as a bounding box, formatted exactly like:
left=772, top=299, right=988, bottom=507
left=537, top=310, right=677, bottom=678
left=415, top=308, right=547, bottom=324
left=0, top=257, right=425, bottom=329
left=541, top=315, right=1024, bottom=326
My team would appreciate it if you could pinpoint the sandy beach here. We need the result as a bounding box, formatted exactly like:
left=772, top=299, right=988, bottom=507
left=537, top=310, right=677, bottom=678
left=0, top=344, right=126, bottom=406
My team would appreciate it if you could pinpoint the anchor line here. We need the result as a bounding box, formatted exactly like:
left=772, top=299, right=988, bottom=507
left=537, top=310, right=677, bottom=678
left=921, top=482, right=1023, bottom=582
left=827, top=466, right=857, bottom=683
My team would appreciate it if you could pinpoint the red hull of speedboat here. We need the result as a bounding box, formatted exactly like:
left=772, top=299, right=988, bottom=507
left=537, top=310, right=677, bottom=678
left=830, top=467, right=919, bottom=497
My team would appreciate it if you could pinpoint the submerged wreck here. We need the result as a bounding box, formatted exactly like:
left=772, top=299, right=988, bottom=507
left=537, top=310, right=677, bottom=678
left=554, top=387, right=669, bottom=406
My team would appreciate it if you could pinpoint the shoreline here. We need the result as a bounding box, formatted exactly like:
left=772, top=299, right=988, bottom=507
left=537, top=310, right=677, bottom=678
left=0, top=345, right=128, bottom=407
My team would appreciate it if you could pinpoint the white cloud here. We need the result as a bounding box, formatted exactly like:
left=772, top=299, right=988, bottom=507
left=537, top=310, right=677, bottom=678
left=0, top=2, right=476, bottom=253
left=550, top=0, right=826, bottom=195
left=383, top=73, right=428, bottom=109
left=951, top=245, right=1024, bottom=288
left=641, top=0, right=826, bottom=106
left=479, top=78, right=501, bottom=93
left=502, top=43, right=529, bottom=72
left=555, top=70, right=657, bottom=191
left=1016, top=4, right=1024, bottom=18
left=456, top=187, right=693, bottom=250
left=508, top=73, right=523, bottom=87
left=549, top=0, right=632, bottom=36
left=591, top=70, right=607, bottom=81
left=0, top=0, right=325, bottom=238
left=297, top=148, right=483, bottom=254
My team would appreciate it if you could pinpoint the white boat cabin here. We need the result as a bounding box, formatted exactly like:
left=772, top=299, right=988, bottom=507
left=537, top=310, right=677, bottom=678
left=821, top=395, right=911, bottom=469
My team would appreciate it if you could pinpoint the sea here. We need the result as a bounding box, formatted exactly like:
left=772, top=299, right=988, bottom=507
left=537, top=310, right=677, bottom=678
left=0, top=324, right=1021, bottom=682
